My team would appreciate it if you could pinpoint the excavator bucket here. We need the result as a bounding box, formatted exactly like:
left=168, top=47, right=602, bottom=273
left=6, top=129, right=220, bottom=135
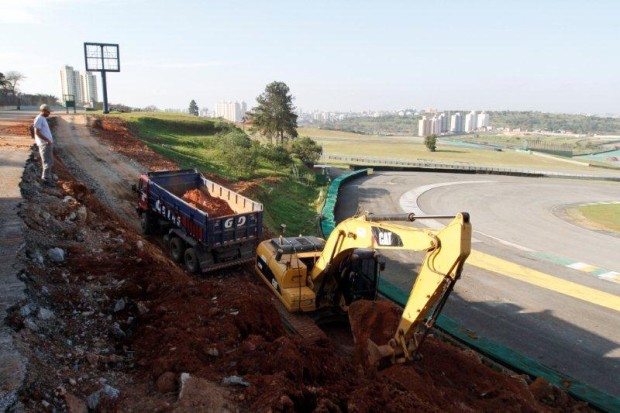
left=367, top=339, right=395, bottom=366
left=348, top=300, right=402, bottom=367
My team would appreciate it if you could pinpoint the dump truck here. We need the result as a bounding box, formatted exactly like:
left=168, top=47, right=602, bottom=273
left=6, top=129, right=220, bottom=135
left=255, top=211, right=471, bottom=365
left=134, top=169, right=263, bottom=273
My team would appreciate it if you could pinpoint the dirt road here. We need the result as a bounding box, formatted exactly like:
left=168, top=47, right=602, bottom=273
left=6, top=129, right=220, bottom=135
left=54, top=115, right=143, bottom=230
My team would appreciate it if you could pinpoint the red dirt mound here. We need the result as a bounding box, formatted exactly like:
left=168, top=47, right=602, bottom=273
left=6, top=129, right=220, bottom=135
left=90, top=116, right=177, bottom=171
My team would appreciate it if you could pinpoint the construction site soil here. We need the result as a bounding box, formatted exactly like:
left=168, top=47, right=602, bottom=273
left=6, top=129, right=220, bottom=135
left=4, top=115, right=593, bottom=412
left=182, top=189, right=235, bottom=217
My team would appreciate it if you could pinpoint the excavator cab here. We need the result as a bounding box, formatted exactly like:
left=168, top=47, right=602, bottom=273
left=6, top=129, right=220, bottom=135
left=339, top=249, right=383, bottom=305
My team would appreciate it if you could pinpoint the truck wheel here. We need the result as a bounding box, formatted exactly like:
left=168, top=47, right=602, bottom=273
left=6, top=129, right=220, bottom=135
left=140, top=212, right=152, bottom=235
left=169, top=237, right=185, bottom=263
left=184, top=248, right=200, bottom=274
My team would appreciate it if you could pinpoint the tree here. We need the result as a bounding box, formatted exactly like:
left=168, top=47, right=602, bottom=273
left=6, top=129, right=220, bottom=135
left=291, top=137, right=322, bottom=166
left=108, top=103, right=133, bottom=113
left=249, top=81, right=298, bottom=145
left=217, top=131, right=259, bottom=177
left=142, top=105, right=160, bottom=112
left=2, top=71, right=26, bottom=96
left=0, top=72, right=8, bottom=89
left=261, top=143, right=292, bottom=173
left=424, top=134, right=437, bottom=152
left=189, top=99, right=199, bottom=116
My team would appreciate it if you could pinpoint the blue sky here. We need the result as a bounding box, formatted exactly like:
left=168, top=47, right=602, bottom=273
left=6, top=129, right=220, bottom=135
left=1, top=0, right=618, bottom=114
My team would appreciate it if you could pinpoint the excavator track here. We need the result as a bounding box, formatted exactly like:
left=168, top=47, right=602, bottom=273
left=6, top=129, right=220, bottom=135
left=270, top=296, right=327, bottom=342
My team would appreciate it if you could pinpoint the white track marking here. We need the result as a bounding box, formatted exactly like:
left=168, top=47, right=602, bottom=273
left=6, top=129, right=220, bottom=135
left=398, top=181, right=495, bottom=241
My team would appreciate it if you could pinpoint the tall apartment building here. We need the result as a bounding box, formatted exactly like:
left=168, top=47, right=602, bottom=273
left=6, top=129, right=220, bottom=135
left=450, top=112, right=463, bottom=133
left=215, top=101, right=247, bottom=122
left=81, top=71, right=98, bottom=107
left=60, top=66, right=98, bottom=107
left=464, top=111, right=477, bottom=132
left=60, top=65, right=82, bottom=104
left=418, top=116, right=431, bottom=137
left=477, top=112, right=489, bottom=129
left=440, top=113, right=449, bottom=133
left=431, top=116, right=442, bottom=135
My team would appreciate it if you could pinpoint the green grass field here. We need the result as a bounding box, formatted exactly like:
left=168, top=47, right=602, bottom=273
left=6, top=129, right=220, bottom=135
left=577, top=204, right=620, bottom=233
left=299, top=128, right=593, bottom=171
left=110, top=113, right=321, bottom=235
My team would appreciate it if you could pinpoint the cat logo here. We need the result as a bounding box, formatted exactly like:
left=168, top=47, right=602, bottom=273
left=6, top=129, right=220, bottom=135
left=371, top=227, right=403, bottom=247
left=378, top=231, right=392, bottom=246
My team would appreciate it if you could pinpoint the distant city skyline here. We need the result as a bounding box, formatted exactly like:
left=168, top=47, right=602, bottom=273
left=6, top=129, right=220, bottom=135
left=2, top=1, right=619, bottom=115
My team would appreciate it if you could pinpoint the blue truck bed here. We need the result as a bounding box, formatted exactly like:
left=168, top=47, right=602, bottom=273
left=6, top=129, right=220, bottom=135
left=138, top=169, right=263, bottom=272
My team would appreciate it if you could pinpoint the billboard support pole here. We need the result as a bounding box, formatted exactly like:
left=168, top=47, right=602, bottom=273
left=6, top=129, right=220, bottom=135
left=102, top=70, right=109, bottom=114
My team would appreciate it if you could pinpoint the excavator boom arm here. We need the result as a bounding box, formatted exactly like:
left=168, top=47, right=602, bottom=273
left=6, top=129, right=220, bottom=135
left=393, top=212, right=471, bottom=361
left=310, top=214, right=445, bottom=282
left=323, top=212, right=472, bottom=366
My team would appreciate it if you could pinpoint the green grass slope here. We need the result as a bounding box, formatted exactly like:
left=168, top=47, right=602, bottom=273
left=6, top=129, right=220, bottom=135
left=115, top=113, right=321, bottom=235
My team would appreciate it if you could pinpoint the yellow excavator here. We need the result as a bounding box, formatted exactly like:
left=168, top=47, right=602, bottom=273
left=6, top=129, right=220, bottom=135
left=255, top=211, right=471, bottom=365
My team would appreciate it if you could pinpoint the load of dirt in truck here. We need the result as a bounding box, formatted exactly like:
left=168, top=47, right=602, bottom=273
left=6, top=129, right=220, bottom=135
left=182, top=188, right=235, bottom=217
left=6, top=116, right=593, bottom=411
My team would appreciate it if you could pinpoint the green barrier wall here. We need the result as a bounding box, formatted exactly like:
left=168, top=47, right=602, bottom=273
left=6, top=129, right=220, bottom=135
left=320, top=168, right=370, bottom=237
left=320, top=169, right=619, bottom=411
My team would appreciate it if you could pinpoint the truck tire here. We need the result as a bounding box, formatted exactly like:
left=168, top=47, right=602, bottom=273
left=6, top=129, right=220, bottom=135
left=140, top=212, right=153, bottom=235
left=169, top=237, right=185, bottom=263
left=184, top=247, right=200, bottom=274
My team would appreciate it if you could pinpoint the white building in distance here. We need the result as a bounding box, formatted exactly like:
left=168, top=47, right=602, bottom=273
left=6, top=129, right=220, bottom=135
left=59, top=65, right=98, bottom=107
left=418, top=116, right=431, bottom=137
left=450, top=112, right=463, bottom=133
left=215, top=101, right=247, bottom=123
left=80, top=71, right=98, bottom=107
left=477, top=112, right=489, bottom=129
left=60, top=66, right=81, bottom=104
left=440, top=113, right=449, bottom=133
left=431, top=116, right=442, bottom=135
left=464, top=111, right=477, bottom=132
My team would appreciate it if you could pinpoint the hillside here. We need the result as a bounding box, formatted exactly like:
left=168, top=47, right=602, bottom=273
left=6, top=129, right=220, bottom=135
left=97, top=113, right=321, bottom=236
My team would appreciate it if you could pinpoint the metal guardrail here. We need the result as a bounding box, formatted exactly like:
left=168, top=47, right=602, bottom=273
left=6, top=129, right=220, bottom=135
left=321, top=154, right=620, bottom=181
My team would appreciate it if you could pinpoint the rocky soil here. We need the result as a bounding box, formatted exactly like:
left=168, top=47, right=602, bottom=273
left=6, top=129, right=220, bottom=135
left=4, top=116, right=594, bottom=412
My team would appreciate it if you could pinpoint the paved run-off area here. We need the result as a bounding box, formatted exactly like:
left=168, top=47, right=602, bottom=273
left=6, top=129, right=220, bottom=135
left=0, top=111, right=34, bottom=410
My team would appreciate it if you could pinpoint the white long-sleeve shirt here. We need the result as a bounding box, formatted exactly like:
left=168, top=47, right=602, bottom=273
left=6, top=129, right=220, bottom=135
left=33, top=114, right=53, bottom=146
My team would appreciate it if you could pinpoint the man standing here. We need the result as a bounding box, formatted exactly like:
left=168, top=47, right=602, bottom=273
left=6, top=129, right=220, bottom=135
left=33, top=104, right=55, bottom=186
